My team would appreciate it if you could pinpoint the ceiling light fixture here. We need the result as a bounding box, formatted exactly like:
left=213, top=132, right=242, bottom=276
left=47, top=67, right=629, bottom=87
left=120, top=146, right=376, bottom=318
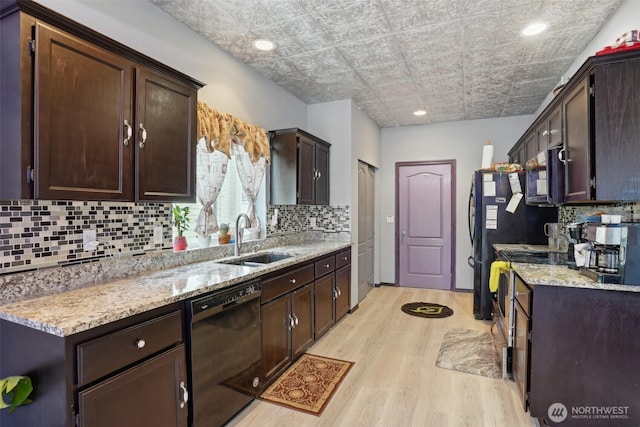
left=521, top=22, right=547, bottom=36
left=253, top=39, right=276, bottom=51
left=413, top=109, right=427, bottom=116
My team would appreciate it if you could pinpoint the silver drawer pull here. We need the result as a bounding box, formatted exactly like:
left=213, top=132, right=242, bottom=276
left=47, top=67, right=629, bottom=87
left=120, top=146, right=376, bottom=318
left=342, top=256, right=348, bottom=260
left=324, top=264, right=330, bottom=268
left=179, top=381, right=189, bottom=408
left=289, top=278, right=296, bottom=284
left=135, top=339, right=146, bottom=349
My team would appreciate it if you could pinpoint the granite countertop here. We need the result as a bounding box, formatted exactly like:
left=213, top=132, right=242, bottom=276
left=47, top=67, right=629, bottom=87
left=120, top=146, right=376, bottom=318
left=494, top=243, right=640, bottom=293
left=0, top=241, right=351, bottom=337
left=493, top=243, right=640, bottom=292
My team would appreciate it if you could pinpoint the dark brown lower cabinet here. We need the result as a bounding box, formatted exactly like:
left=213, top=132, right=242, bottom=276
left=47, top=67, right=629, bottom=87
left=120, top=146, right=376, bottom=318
left=78, top=345, right=187, bottom=427
left=335, top=264, right=350, bottom=321
left=261, top=283, right=314, bottom=385
left=314, top=273, right=336, bottom=339
left=291, top=284, right=314, bottom=358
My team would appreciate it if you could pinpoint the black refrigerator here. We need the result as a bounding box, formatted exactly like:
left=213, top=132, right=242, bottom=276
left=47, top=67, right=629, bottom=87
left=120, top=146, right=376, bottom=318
left=469, top=171, right=557, bottom=320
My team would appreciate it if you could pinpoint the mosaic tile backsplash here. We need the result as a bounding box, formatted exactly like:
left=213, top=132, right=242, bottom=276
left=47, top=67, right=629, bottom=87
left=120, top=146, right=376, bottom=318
left=1, top=200, right=351, bottom=275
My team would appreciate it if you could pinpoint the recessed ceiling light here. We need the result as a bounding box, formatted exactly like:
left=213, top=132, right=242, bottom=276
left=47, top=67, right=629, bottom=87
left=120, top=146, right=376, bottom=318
left=413, top=109, right=427, bottom=116
left=253, top=39, right=276, bottom=51
left=521, top=22, right=547, bottom=36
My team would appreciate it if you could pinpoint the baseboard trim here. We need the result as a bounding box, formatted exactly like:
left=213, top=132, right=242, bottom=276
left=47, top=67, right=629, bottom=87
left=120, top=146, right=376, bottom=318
left=378, top=282, right=396, bottom=287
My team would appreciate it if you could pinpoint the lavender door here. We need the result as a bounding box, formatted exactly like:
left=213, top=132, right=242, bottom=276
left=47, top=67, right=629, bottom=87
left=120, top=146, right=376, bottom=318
left=397, top=162, right=454, bottom=289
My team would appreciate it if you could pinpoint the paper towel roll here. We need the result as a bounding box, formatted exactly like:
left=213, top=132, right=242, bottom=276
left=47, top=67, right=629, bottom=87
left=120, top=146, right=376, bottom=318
left=481, top=143, right=494, bottom=169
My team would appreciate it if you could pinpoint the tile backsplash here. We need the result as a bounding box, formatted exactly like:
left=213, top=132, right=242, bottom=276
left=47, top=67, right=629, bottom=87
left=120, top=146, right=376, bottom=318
left=1, top=200, right=171, bottom=273
left=1, top=200, right=350, bottom=275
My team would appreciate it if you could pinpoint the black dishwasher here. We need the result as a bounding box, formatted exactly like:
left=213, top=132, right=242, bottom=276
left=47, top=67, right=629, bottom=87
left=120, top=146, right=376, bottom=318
left=186, top=280, right=262, bottom=427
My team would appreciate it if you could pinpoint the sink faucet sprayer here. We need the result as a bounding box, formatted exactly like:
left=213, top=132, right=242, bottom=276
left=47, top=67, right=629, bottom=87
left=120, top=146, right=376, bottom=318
left=234, top=213, right=251, bottom=256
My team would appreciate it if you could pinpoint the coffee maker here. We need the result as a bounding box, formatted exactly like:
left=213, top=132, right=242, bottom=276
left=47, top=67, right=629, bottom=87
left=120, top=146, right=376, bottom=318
left=581, top=223, right=640, bottom=285
left=582, top=224, right=622, bottom=283
left=566, top=222, right=586, bottom=268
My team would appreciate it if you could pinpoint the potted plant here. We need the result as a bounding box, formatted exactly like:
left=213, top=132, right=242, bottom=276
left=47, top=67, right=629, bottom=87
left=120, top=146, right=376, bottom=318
left=217, top=223, right=230, bottom=245
left=172, top=205, right=190, bottom=251
left=0, top=375, right=33, bottom=413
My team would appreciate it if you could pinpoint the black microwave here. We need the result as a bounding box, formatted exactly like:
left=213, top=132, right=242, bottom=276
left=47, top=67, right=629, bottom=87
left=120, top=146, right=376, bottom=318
left=525, top=146, right=565, bottom=205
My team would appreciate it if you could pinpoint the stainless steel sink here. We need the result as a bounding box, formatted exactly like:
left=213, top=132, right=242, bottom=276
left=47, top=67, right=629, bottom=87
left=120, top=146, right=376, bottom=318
left=218, top=253, right=292, bottom=267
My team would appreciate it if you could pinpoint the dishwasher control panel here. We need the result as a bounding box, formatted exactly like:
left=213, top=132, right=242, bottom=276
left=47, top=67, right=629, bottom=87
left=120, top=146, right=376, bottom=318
left=190, top=280, right=261, bottom=316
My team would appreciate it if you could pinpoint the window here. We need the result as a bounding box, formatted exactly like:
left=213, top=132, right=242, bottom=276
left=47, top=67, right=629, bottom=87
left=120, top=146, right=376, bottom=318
left=173, top=160, right=253, bottom=247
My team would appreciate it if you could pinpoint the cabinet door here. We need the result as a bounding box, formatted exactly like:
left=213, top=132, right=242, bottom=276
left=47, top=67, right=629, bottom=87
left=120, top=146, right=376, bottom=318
left=314, top=142, right=330, bottom=205
left=291, top=284, right=314, bottom=359
left=563, top=77, right=592, bottom=202
left=34, top=22, right=134, bottom=200
left=297, top=135, right=315, bottom=205
left=314, top=274, right=335, bottom=339
left=261, top=295, right=291, bottom=383
left=524, top=132, right=537, bottom=163
left=512, top=302, right=530, bottom=411
left=594, top=59, right=640, bottom=201
left=335, top=264, right=350, bottom=321
left=78, top=345, right=188, bottom=427
left=534, top=121, right=548, bottom=155
left=135, top=67, right=196, bottom=202
left=547, top=106, right=562, bottom=148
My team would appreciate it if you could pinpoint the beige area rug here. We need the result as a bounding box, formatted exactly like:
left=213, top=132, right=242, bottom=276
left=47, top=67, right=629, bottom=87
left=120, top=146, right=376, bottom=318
left=259, top=354, right=354, bottom=416
left=435, top=328, right=502, bottom=379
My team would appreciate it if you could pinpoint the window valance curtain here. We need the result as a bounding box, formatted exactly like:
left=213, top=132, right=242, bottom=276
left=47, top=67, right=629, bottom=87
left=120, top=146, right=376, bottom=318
left=196, top=101, right=270, bottom=235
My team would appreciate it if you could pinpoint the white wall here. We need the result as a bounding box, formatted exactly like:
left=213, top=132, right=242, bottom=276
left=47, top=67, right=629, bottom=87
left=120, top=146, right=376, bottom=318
left=380, top=115, right=533, bottom=290
left=536, top=0, right=640, bottom=114
left=307, top=100, right=353, bottom=207
left=33, top=0, right=307, bottom=130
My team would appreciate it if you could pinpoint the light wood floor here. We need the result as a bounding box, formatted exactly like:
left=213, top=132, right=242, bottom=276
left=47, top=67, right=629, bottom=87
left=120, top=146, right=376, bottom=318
left=229, top=286, right=537, bottom=427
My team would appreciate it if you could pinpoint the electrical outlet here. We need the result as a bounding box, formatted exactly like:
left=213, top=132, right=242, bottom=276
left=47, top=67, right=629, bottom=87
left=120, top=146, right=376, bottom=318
left=83, top=229, right=97, bottom=251
left=153, top=226, right=163, bottom=245
left=309, top=217, right=317, bottom=228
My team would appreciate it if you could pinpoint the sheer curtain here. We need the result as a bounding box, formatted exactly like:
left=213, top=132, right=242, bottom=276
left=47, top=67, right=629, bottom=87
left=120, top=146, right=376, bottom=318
left=194, top=138, right=228, bottom=236
left=231, top=139, right=267, bottom=229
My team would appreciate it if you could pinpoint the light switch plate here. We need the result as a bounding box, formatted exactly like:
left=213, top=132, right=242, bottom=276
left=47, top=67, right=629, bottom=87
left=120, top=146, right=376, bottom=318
left=153, top=226, right=163, bottom=244
left=386, top=215, right=394, bottom=223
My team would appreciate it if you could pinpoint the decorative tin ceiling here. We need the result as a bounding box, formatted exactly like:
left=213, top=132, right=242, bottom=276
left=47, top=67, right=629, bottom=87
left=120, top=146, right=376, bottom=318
left=149, top=0, right=623, bottom=127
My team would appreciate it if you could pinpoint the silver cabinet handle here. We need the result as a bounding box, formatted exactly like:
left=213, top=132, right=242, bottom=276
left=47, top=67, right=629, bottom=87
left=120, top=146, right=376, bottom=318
left=324, top=264, right=330, bottom=268
left=139, top=123, right=148, bottom=148
left=289, top=278, right=296, bottom=284
left=337, top=287, right=341, bottom=297
left=135, top=339, right=146, bottom=349
left=179, top=381, right=189, bottom=409
left=333, top=288, right=338, bottom=299
left=123, top=120, right=132, bottom=146
left=293, top=313, right=299, bottom=326
left=288, top=314, right=295, bottom=329
left=342, top=256, right=348, bottom=261
left=317, top=171, right=321, bottom=179
left=558, top=148, right=566, bottom=164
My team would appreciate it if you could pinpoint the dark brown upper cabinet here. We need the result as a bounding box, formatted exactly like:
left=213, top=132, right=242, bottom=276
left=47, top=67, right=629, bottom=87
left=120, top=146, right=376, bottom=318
left=508, top=49, right=640, bottom=204
left=269, top=128, right=330, bottom=205
left=0, top=1, right=202, bottom=202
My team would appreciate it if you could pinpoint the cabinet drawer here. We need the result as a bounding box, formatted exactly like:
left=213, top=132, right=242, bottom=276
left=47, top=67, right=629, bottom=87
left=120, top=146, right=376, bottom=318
left=315, top=256, right=336, bottom=278
left=335, top=249, right=351, bottom=268
left=77, top=310, right=183, bottom=386
left=262, top=264, right=314, bottom=303
left=514, top=277, right=532, bottom=317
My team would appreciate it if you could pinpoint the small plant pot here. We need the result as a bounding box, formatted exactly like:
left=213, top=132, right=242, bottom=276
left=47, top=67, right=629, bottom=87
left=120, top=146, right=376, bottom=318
left=173, top=236, right=188, bottom=251
left=197, top=235, right=211, bottom=248
left=218, top=234, right=231, bottom=245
